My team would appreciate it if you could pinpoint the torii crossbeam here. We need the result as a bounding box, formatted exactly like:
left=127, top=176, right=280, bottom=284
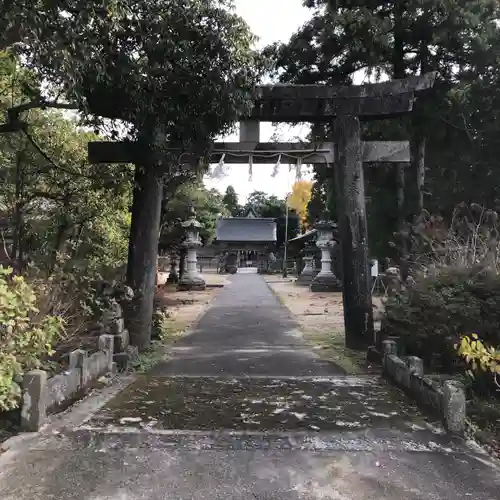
left=88, top=140, right=410, bottom=165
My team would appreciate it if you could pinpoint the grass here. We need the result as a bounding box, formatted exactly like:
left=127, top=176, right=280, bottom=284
left=304, top=328, right=368, bottom=375
left=131, top=312, right=192, bottom=374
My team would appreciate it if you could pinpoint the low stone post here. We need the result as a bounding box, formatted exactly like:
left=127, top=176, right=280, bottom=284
left=178, top=206, right=206, bottom=291
left=98, top=334, right=115, bottom=372
left=167, top=257, right=179, bottom=284
left=21, top=370, right=48, bottom=431
left=70, top=349, right=90, bottom=387
left=382, top=339, right=398, bottom=372
left=296, top=242, right=316, bottom=286
left=311, top=219, right=342, bottom=292
left=443, top=380, right=466, bottom=434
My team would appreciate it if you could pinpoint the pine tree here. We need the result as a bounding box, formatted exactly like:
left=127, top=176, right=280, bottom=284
left=222, top=185, right=240, bottom=216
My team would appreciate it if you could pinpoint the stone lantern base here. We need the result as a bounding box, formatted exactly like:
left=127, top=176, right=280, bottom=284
left=296, top=257, right=314, bottom=286
left=178, top=275, right=206, bottom=291
left=296, top=269, right=314, bottom=286
left=310, top=273, right=343, bottom=292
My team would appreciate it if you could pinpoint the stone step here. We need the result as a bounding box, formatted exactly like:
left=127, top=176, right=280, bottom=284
left=71, top=426, right=462, bottom=454
left=86, top=375, right=441, bottom=434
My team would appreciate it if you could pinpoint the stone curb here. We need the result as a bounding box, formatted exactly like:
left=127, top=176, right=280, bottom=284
left=382, top=340, right=466, bottom=434
left=20, top=334, right=115, bottom=432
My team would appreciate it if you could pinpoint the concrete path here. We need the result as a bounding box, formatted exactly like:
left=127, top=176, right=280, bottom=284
left=1, top=274, right=500, bottom=499
left=150, top=274, right=344, bottom=376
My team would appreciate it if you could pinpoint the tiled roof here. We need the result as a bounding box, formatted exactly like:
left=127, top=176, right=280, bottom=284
left=216, top=217, right=277, bottom=242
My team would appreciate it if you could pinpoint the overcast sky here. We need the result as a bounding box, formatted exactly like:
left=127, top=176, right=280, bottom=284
left=203, top=0, right=314, bottom=203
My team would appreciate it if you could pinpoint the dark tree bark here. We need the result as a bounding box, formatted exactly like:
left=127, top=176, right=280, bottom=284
left=334, top=115, right=374, bottom=349
left=12, top=150, right=25, bottom=274
left=126, top=164, right=163, bottom=351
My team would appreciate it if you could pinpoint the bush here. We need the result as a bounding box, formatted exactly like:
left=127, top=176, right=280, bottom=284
left=0, top=267, right=64, bottom=410
left=457, top=334, right=500, bottom=395
left=383, top=266, right=500, bottom=372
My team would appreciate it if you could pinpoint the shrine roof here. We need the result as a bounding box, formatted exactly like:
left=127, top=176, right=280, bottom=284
left=288, top=229, right=317, bottom=243
left=215, top=217, right=277, bottom=243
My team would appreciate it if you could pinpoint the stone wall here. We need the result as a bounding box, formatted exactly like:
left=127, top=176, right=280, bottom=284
left=106, top=301, right=138, bottom=370
left=382, top=340, right=466, bottom=434
left=21, top=334, right=115, bottom=431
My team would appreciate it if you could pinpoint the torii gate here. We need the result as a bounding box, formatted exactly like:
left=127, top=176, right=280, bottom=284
left=88, top=73, right=435, bottom=350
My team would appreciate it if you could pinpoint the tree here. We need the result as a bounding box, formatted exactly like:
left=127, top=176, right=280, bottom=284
left=288, top=180, right=313, bottom=231
left=0, top=1, right=268, bottom=350
left=8, top=0, right=264, bottom=350
left=222, top=185, right=240, bottom=216
left=160, top=183, right=228, bottom=254
left=0, top=52, right=131, bottom=276
left=270, top=0, right=500, bottom=256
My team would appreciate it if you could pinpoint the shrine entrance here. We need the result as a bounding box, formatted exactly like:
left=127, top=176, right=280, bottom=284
left=88, top=73, right=435, bottom=350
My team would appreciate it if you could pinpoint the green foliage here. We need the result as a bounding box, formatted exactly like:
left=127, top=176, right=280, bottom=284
left=457, top=334, right=500, bottom=386
left=160, top=182, right=228, bottom=253
left=17, top=0, right=266, bottom=146
left=0, top=53, right=132, bottom=276
left=383, top=267, right=500, bottom=371
left=272, top=0, right=500, bottom=235
left=0, top=266, right=64, bottom=410
left=222, top=185, right=240, bottom=217
left=130, top=341, right=164, bottom=373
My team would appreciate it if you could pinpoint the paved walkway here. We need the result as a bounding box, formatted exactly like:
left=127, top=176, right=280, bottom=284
left=151, top=274, right=344, bottom=376
left=1, top=274, right=500, bottom=499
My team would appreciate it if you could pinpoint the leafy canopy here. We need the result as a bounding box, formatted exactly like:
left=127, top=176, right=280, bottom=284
left=20, top=0, right=266, bottom=153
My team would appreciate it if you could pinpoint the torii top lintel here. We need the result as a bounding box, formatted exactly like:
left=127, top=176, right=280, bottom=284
left=249, top=73, right=436, bottom=122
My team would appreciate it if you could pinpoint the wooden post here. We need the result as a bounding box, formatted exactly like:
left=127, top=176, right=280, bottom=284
left=126, top=164, right=163, bottom=351
left=396, top=162, right=406, bottom=232
left=334, top=115, right=374, bottom=349
left=407, top=130, right=426, bottom=221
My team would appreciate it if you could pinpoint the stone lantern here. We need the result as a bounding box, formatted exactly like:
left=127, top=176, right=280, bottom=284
left=296, top=241, right=316, bottom=286
left=310, top=217, right=342, bottom=292
left=178, top=206, right=206, bottom=291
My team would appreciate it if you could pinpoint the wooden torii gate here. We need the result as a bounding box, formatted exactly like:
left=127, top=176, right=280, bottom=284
left=88, top=73, right=435, bottom=350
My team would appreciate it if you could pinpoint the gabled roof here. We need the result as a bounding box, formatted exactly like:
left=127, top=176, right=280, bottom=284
left=288, top=229, right=317, bottom=243
left=216, top=217, right=277, bottom=242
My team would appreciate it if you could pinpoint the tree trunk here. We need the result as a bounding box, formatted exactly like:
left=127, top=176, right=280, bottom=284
left=126, top=164, right=163, bottom=352
left=12, top=150, right=26, bottom=274
left=334, top=115, right=374, bottom=349
left=50, top=216, right=70, bottom=274
left=396, top=163, right=405, bottom=232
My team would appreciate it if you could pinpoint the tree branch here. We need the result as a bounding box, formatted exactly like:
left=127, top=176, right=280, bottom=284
left=8, top=99, right=79, bottom=117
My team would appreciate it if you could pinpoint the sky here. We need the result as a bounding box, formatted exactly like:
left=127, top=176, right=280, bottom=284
left=203, top=0, right=314, bottom=203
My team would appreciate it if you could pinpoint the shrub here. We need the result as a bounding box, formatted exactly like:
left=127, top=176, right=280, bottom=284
left=0, top=267, right=64, bottom=410
left=457, top=334, right=500, bottom=393
left=383, top=266, right=500, bottom=372
left=392, top=203, right=500, bottom=275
